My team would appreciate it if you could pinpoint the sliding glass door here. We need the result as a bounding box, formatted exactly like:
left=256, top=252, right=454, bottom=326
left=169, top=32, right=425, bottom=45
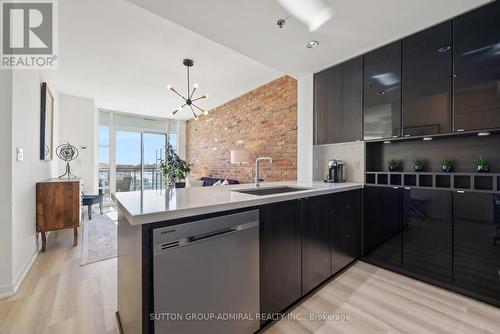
left=143, top=132, right=168, bottom=190
left=115, top=130, right=142, bottom=192
left=113, top=130, right=168, bottom=193
left=98, top=110, right=178, bottom=196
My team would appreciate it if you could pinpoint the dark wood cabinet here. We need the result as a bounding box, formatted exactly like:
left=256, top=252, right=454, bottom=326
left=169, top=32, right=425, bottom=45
left=363, top=41, right=402, bottom=140
left=454, top=1, right=500, bottom=132
left=314, top=57, right=363, bottom=145
left=402, top=188, right=453, bottom=284
left=302, top=195, right=333, bottom=294
left=453, top=191, right=500, bottom=305
left=332, top=190, right=361, bottom=273
left=363, top=186, right=402, bottom=269
left=259, top=200, right=302, bottom=317
left=36, top=178, right=80, bottom=252
left=402, top=21, right=453, bottom=136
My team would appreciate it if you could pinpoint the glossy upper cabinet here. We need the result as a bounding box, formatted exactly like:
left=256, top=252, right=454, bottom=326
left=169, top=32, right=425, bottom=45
left=453, top=191, right=500, bottom=305
left=454, top=1, right=500, bottom=132
left=402, top=21, right=453, bottom=136
left=314, top=57, right=363, bottom=145
left=402, top=189, right=453, bottom=285
left=363, top=42, right=402, bottom=140
left=363, top=186, right=402, bottom=269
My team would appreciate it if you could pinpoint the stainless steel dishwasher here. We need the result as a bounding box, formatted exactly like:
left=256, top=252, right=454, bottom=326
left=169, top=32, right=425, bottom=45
left=153, top=210, right=260, bottom=334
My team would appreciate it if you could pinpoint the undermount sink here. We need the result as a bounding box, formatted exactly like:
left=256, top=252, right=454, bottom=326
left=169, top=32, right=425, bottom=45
left=232, top=186, right=310, bottom=196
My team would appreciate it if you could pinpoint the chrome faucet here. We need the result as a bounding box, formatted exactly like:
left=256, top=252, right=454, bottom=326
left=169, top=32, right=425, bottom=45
left=255, top=157, right=273, bottom=187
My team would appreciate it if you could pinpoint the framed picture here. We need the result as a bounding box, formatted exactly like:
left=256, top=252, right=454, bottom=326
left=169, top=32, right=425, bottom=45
left=40, top=82, right=54, bottom=160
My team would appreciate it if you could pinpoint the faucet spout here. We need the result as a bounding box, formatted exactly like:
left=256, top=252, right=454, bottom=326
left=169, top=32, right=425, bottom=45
left=255, top=157, right=273, bottom=187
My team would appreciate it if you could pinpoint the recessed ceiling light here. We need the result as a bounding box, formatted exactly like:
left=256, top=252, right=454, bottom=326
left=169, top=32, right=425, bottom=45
left=306, top=40, right=319, bottom=49
left=478, top=132, right=490, bottom=137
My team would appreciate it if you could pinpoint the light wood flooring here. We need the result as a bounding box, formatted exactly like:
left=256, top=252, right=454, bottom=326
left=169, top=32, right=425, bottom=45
left=0, top=228, right=118, bottom=334
left=1, top=228, right=499, bottom=334
left=264, top=262, right=500, bottom=334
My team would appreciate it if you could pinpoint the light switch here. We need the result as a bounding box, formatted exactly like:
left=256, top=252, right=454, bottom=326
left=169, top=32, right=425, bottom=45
left=354, top=160, right=361, bottom=170
left=16, top=147, right=24, bottom=161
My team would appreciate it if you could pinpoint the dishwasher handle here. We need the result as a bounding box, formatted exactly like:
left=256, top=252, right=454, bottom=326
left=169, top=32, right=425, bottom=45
left=187, top=226, right=238, bottom=243
left=155, top=221, right=258, bottom=252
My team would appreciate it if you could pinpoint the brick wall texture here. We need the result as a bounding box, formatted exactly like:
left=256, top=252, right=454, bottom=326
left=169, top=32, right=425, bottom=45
left=186, top=75, right=297, bottom=183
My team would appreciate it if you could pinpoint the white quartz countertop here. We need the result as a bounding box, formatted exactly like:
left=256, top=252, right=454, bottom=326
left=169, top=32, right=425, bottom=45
left=113, top=181, right=363, bottom=225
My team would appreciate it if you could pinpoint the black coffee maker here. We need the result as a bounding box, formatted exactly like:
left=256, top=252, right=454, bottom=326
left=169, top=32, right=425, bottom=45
left=324, top=159, right=345, bottom=183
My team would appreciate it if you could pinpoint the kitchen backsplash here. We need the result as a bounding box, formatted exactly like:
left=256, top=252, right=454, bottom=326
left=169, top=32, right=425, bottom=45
left=313, top=141, right=365, bottom=183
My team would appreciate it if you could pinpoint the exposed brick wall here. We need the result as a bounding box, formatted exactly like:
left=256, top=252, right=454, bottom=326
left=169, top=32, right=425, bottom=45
left=186, top=76, right=297, bottom=184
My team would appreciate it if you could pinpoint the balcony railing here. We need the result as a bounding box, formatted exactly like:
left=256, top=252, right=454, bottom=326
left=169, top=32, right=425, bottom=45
left=98, top=166, right=165, bottom=194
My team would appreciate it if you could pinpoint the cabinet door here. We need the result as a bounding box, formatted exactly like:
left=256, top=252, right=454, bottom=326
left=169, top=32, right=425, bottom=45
left=402, top=21, right=452, bottom=136
left=260, top=200, right=302, bottom=317
left=302, top=195, right=333, bottom=294
left=402, top=189, right=453, bottom=284
left=453, top=191, right=500, bottom=304
left=363, top=186, right=402, bottom=269
left=454, top=1, right=500, bottom=132
left=314, top=57, right=363, bottom=145
left=364, top=41, right=402, bottom=140
left=332, top=190, right=361, bottom=273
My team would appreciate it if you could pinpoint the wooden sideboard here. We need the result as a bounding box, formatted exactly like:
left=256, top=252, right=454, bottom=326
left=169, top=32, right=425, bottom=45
left=36, top=178, right=81, bottom=252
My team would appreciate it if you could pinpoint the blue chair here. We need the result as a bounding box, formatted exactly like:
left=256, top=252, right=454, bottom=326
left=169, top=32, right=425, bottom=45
left=82, top=193, right=103, bottom=220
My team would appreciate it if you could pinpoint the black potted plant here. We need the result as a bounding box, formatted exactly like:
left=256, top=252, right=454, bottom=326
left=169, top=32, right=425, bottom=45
left=476, top=156, right=490, bottom=173
left=442, top=159, right=454, bottom=173
left=414, top=159, right=424, bottom=172
left=388, top=159, right=399, bottom=172
left=159, top=143, right=191, bottom=188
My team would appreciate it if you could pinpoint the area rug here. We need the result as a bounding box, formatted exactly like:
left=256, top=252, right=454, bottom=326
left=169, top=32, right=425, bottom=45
left=80, top=208, right=118, bottom=266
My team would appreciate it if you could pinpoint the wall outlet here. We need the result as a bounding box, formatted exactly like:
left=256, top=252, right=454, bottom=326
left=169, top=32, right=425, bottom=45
left=16, top=147, right=24, bottom=161
left=354, top=160, right=361, bottom=170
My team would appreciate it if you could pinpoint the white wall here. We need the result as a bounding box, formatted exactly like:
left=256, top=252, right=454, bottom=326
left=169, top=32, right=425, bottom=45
left=0, top=71, right=61, bottom=298
left=0, top=70, right=13, bottom=296
left=297, top=74, right=314, bottom=182
left=59, top=94, right=98, bottom=194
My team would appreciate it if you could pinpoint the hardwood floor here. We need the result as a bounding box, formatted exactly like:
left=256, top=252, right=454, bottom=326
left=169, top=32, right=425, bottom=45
left=1, top=229, right=499, bottom=334
left=264, top=261, right=500, bottom=334
left=0, top=228, right=118, bottom=334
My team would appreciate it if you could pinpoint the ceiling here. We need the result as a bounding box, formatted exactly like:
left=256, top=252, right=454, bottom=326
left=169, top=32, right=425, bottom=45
left=46, top=0, right=281, bottom=120
left=127, top=0, right=491, bottom=76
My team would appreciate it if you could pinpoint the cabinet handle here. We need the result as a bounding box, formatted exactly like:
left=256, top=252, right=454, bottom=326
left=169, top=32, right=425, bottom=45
left=438, top=46, right=451, bottom=53
left=393, top=187, right=399, bottom=190
left=404, top=187, right=411, bottom=190
left=456, top=129, right=465, bottom=132
left=457, top=190, right=465, bottom=194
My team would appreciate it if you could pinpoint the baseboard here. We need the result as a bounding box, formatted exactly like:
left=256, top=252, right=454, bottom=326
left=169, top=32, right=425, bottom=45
left=0, top=243, right=40, bottom=299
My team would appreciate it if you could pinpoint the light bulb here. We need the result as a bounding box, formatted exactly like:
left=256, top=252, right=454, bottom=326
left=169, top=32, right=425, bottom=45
left=167, top=84, right=173, bottom=90
left=194, top=116, right=199, bottom=120
left=193, top=83, right=199, bottom=89
left=170, top=112, right=175, bottom=117
left=203, top=110, right=208, bottom=115
left=177, top=106, right=183, bottom=112
left=204, top=93, right=208, bottom=99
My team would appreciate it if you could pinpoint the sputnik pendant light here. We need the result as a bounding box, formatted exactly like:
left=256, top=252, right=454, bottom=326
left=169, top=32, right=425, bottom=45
left=167, top=59, right=208, bottom=120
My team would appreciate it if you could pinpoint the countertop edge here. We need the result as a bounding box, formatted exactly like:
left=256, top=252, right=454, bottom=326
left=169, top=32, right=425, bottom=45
left=116, top=183, right=364, bottom=226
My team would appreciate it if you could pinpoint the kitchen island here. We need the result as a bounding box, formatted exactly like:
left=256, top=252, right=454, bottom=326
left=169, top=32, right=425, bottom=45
left=114, top=181, right=363, bottom=334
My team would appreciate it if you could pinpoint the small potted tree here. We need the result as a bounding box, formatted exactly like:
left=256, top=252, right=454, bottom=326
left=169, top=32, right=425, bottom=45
left=388, top=159, right=399, bottom=172
left=476, top=156, right=490, bottom=173
left=414, top=159, right=424, bottom=172
left=442, top=159, right=454, bottom=173
left=159, top=143, right=191, bottom=188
